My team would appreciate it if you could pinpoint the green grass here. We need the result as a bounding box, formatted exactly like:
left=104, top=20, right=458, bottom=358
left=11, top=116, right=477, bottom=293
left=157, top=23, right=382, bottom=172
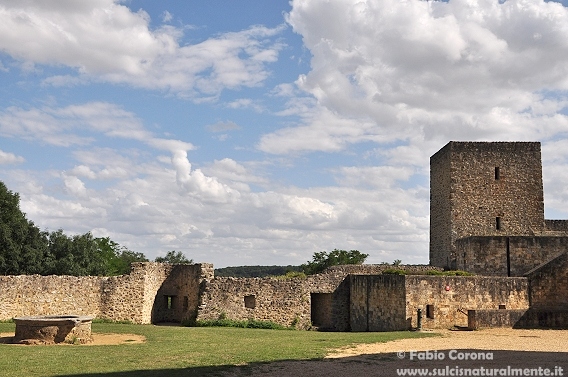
left=0, top=322, right=436, bottom=377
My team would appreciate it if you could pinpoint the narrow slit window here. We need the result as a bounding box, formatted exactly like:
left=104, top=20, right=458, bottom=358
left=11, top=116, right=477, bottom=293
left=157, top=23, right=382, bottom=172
left=426, top=304, right=434, bottom=319
left=495, top=167, right=500, bottom=180
left=496, top=217, right=501, bottom=230
left=165, top=295, right=176, bottom=310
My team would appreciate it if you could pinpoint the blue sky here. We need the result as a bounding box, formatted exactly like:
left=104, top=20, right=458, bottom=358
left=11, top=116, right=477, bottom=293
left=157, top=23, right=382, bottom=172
left=1, top=0, right=568, bottom=267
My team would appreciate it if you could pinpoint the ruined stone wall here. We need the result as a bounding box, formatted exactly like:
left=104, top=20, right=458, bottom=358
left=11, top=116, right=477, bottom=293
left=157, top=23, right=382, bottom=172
left=322, top=264, right=442, bottom=275
left=0, top=275, right=104, bottom=320
left=350, top=275, right=407, bottom=331
left=456, top=236, right=568, bottom=276
left=430, top=142, right=545, bottom=269
left=0, top=263, right=210, bottom=324
left=197, top=277, right=312, bottom=329
left=99, top=263, right=167, bottom=324
left=152, top=263, right=213, bottom=323
left=404, top=276, right=529, bottom=329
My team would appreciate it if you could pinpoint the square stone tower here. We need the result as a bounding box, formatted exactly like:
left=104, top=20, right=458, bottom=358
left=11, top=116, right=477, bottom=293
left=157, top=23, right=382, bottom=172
left=430, top=142, right=545, bottom=269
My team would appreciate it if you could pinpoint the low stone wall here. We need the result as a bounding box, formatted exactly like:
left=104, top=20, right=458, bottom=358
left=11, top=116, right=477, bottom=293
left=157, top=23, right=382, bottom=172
left=467, top=309, right=527, bottom=330
left=0, top=274, right=104, bottom=320
left=197, top=277, right=312, bottom=329
left=405, top=276, right=529, bottom=329
left=323, top=264, right=442, bottom=275
left=514, top=309, right=568, bottom=329
left=0, top=263, right=212, bottom=324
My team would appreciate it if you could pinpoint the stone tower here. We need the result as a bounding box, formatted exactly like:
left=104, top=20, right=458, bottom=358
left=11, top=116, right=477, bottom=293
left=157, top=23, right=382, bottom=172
left=430, top=141, right=545, bottom=269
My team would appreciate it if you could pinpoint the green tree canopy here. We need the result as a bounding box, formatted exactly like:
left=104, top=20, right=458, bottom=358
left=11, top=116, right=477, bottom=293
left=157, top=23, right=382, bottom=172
left=0, top=181, right=48, bottom=275
left=95, top=237, right=148, bottom=275
left=155, top=251, right=193, bottom=264
left=0, top=180, right=148, bottom=276
left=301, top=249, right=369, bottom=275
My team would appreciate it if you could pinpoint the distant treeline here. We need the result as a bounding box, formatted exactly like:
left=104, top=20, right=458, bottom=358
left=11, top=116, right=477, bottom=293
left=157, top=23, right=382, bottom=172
left=214, top=265, right=302, bottom=278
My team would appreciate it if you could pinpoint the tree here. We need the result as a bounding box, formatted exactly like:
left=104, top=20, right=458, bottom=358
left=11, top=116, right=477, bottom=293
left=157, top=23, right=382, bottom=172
left=155, top=251, right=193, bottom=264
left=94, top=237, right=148, bottom=275
left=0, top=181, right=48, bottom=275
left=0, top=180, right=148, bottom=276
left=301, top=249, right=369, bottom=275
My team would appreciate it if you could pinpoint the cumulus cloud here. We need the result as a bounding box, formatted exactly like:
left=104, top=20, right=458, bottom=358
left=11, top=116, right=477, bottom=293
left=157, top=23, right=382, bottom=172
left=259, top=0, right=568, bottom=155
left=0, top=149, right=25, bottom=164
left=0, top=0, right=284, bottom=99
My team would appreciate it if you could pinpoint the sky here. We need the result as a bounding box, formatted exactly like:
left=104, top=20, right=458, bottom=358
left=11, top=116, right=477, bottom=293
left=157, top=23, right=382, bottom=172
left=1, top=0, right=568, bottom=268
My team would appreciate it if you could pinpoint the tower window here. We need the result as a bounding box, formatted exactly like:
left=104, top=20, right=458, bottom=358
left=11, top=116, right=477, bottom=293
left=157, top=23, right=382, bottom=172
left=496, top=217, right=502, bottom=230
left=495, top=167, right=500, bottom=180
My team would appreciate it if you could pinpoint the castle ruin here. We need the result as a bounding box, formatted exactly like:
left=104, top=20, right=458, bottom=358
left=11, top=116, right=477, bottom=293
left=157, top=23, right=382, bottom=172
left=1, top=141, right=567, bottom=331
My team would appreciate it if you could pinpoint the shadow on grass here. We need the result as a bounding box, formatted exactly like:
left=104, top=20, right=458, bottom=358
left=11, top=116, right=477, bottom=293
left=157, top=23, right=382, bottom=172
left=56, top=350, right=567, bottom=377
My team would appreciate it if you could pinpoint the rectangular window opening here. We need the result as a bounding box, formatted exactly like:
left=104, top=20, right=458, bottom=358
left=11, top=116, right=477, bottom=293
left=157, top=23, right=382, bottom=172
left=495, top=166, right=500, bottom=180
left=244, top=295, right=256, bottom=309
left=164, top=295, right=176, bottom=310
left=496, top=217, right=502, bottom=230
left=426, top=304, right=434, bottom=319
left=499, top=304, right=506, bottom=310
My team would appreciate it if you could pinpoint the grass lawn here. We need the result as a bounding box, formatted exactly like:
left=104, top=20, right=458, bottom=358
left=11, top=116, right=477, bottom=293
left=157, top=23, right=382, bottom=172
left=0, top=322, right=436, bottom=377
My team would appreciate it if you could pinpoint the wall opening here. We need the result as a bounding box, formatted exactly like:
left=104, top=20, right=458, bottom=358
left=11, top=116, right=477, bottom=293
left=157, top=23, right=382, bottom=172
left=183, top=296, right=189, bottom=311
left=244, top=295, right=256, bottom=309
left=164, top=295, right=176, bottom=310
left=496, top=217, right=502, bottom=230
left=426, top=304, right=435, bottom=319
left=311, top=293, right=333, bottom=328
left=495, top=166, right=500, bottom=180
left=499, top=304, right=506, bottom=310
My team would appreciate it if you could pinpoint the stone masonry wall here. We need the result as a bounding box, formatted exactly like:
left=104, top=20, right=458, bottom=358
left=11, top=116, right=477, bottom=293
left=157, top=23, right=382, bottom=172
left=405, top=276, right=529, bottom=329
left=197, top=277, right=312, bottom=329
left=456, top=236, right=568, bottom=276
left=430, top=141, right=453, bottom=268
left=430, top=142, right=546, bottom=269
left=0, top=275, right=104, bottom=319
left=152, top=263, right=213, bottom=323
left=350, top=275, right=407, bottom=331
left=0, top=263, right=210, bottom=324
left=526, top=252, right=568, bottom=310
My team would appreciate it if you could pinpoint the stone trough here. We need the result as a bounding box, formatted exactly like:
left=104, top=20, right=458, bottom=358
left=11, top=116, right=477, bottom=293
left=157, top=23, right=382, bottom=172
left=13, top=315, right=94, bottom=344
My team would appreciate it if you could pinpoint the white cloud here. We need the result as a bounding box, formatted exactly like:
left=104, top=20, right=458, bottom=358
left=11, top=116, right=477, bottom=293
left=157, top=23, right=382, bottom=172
left=0, top=102, right=194, bottom=152
left=0, top=0, right=285, bottom=100
left=259, top=0, right=568, bottom=155
left=0, top=149, right=25, bottom=164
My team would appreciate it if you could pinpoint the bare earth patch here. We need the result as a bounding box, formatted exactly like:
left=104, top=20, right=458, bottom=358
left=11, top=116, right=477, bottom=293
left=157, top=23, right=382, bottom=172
left=0, top=332, right=145, bottom=345
left=221, top=328, right=568, bottom=377
left=328, top=328, right=568, bottom=357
